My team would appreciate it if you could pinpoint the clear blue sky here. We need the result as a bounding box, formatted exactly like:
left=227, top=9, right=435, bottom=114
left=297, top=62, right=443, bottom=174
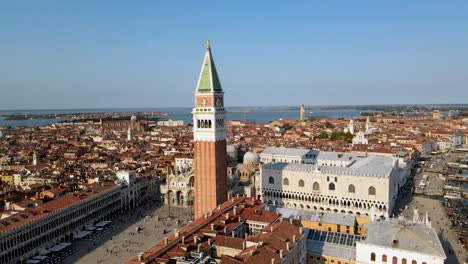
left=1, top=1, right=467, bottom=110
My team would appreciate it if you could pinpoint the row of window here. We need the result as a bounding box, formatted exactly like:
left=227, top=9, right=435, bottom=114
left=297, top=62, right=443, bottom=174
left=268, top=177, right=376, bottom=195
left=196, top=119, right=224, bottom=129
left=370, top=253, right=426, bottom=264
left=0, top=190, right=121, bottom=262
left=197, top=119, right=212, bottom=129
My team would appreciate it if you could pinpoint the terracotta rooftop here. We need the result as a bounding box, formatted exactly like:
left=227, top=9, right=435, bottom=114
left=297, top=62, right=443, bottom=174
left=0, top=182, right=117, bottom=234
left=221, top=220, right=303, bottom=264
left=127, top=197, right=277, bottom=264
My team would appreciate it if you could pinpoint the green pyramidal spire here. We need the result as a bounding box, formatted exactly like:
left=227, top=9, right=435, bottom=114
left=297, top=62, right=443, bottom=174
left=196, top=39, right=223, bottom=92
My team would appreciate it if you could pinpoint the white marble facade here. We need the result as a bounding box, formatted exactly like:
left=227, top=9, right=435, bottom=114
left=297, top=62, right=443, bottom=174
left=260, top=148, right=400, bottom=218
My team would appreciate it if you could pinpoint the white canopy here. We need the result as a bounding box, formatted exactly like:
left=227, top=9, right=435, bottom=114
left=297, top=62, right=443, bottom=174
left=25, top=260, right=41, bottom=264
left=74, top=230, right=92, bottom=239
left=49, top=242, right=71, bottom=252
left=95, top=220, right=112, bottom=227
left=38, top=249, right=50, bottom=255
left=85, top=226, right=96, bottom=231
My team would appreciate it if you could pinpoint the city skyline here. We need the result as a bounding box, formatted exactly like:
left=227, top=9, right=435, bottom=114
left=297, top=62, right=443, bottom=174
left=1, top=1, right=468, bottom=110
left=0, top=20, right=467, bottom=263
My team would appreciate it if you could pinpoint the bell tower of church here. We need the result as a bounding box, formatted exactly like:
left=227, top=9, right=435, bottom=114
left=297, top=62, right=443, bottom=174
left=192, top=40, right=228, bottom=219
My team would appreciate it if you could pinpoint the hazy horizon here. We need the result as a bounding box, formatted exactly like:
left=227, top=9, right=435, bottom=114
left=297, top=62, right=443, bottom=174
left=1, top=103, right=468, bottom=112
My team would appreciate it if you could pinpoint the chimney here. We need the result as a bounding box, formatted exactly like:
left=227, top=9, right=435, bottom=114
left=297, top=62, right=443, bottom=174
left=208, top=239, right=212, bottom=246
left=289, top=218, right=293, bottom=224
left=224, top=226, right=228, bottom=233
left=237, top=193, right=240, bottom=198
left=226, top=212, right=229, bottom=219
left=271, top=259, right=275, bottom=264
left=194, top=236, right=199, bottom=244
left=174, top=229, right=179, bottom=238
left=250, top=250, right=254, bottom=256
left=197, top=244, right=202, bottom=252
left=270, top=226, right=274, bottom=232
left=164, top=237, right=168, bottom=245
left=181, top=236, right=185, bottom=244
left=279, top=250, right=283, bottom=259
left=204, top=213, right=208, bottom=218
left=211, top=223, right=215, bottom=230
left=233, top=206, right=237, bottom=215
left=242, top=241, right=246, bottom=250
left=293, top=235, right=296, bottom=243
left=299, top=227, right=303, bottom=234
left=217, top=205, right=221, bottom=210
left=138, top=252, right=144, bottom=261
left=286, top=242, right=290, bottom=251
left=238, top=216, right=242, bottom=222
left=232, top=232, right=235, bottom=237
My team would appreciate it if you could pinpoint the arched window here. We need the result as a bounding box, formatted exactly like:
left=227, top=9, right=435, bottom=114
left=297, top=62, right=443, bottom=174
left=327, top=176, right=330, bottom=181
left=369, top=186, right=376, bottom=195
left=348, top=184, right=355, bottom=193
left=269, top=177, right=274, bottom=184
left=370, top=252, right=376, bottom=261
left=392, top=257, right=398, bottom=264
left=411, top=261, right=417, bottom=264
left=313, top=182, right=320, bottom=191
left=329, top=183, right=335, bottom=191
left=197, top=120, right=200, bottom=128
left=299, top=179, right=304, bottom=187
left=382, top=255, right=387, bottom=262
left=402, top=259, right=407, bottom=264
left=334, top=177, right=337, bottom=182
left=283, top=178, right=289, bottom=186
left=208, top=120, right=212, bottom=128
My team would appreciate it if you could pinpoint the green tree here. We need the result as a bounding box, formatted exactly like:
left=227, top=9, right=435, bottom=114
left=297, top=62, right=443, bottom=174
left=324, top=121, right=334, bottom=128
left=318, top=131, right=329, bottom=139
left=330, top=131, right=353, bottom=143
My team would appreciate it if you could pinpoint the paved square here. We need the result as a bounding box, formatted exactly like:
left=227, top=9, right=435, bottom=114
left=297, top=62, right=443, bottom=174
left=64, top=205, right=191, bottom=264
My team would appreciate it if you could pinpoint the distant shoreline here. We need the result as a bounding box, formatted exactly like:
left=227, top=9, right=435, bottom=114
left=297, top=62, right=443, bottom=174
left=0, top=103, right=467, bottom=113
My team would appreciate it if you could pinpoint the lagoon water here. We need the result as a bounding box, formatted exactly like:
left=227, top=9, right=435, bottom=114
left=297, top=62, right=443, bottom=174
left=0, top=107, right=367, bottom=127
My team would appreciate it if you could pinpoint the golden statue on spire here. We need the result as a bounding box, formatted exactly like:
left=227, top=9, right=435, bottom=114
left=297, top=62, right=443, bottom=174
left=205, top=39, right=210, bottom=48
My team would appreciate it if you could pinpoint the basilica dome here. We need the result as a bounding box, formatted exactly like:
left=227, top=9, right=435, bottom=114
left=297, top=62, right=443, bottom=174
left=227, top=145, right=238, bottom=161
left=243, top=150, right=260, bottom=165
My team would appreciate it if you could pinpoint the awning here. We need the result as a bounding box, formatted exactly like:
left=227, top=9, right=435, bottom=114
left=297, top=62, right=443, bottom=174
left=95, top=220, right=112, bottom=227
left=75, top=230, right=92, bottom=239
left=49, top=242, right=71, bottom=252
left=25, top=260, right=41, bottom=264
left=38, top=249, right=50, bottom=255
left=86, top=226, right=96, bottom=231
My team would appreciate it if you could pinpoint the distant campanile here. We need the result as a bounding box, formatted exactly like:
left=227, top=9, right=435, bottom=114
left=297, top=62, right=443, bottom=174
left=300, top=104, right=305, bottom=122
left=192, top=40, right=228, bottom=219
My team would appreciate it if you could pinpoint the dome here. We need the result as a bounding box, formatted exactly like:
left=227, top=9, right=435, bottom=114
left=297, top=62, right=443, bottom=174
left=226, top=145, right=238, bottom=160
left=243, top=150, right=260, bottom=165
left=227, top=144, right=237, bottom=153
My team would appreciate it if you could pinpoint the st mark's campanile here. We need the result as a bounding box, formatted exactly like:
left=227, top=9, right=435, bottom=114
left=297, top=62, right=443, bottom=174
left=192, top=40, right=228, bottom=218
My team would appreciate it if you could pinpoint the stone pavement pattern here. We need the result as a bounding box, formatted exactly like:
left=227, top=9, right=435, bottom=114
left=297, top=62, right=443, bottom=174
left=64, top=205, right=191, bottom=264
